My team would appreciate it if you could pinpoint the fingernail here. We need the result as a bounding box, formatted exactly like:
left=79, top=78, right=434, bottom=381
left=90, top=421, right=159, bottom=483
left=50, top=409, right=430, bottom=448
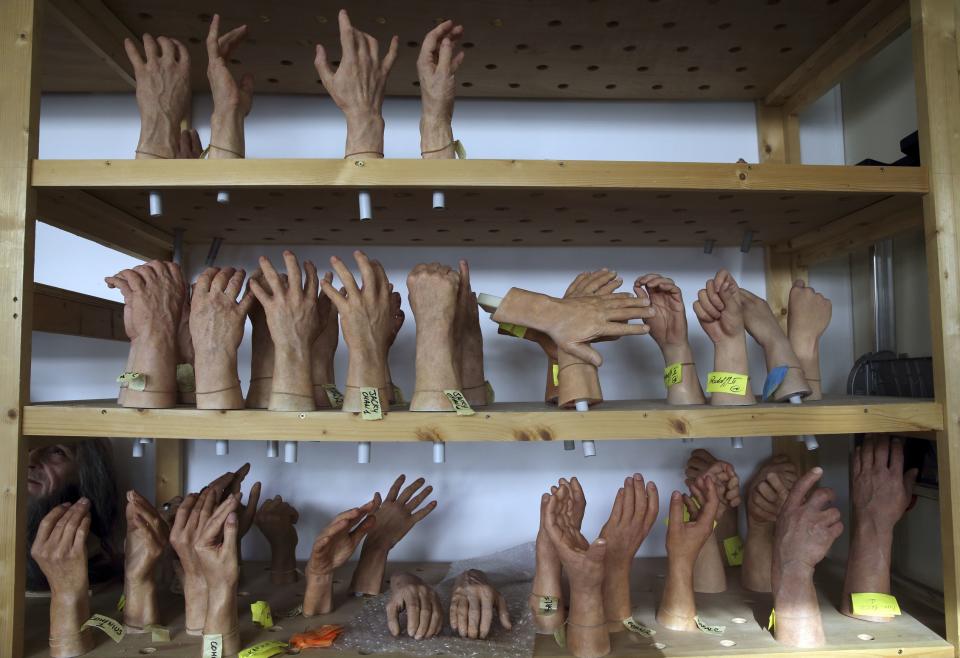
left=77, top=497, right=90, bottom=505
left=672, top=491, right=681, bottom=500
left=812, top=467, right=823, bottom=474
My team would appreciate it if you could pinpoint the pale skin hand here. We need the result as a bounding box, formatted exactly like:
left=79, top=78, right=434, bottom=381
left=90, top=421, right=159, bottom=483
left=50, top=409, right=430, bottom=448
left=206, top=14, right=253, bottom=158
left=169, top=489, right=214, bottom=633
left=532, top=477, right=583, bottom=633
left=304, top=497, right=380, bottom=616
left=418, top=20, right=465, bottom=157
left=246, top=270, right=278, bottom=408
left=684, top=451, right=741, bottom=537
left=31, top=499, right=96, bottom=658
left=408, top=263, right=462, bottom=409
left=387, top=573, right=444, bottom=640
left=254, top=496, right=299, bottom=584
left=738, top=287, right=810, bottom=400
left=352, top=475, right=437, bottom=595
left=685, top=474, right=730, bottom=594
left=842, top=436, right=917, bottom=621
left=315, top=9, right=398, bottom=157
left=450, top=569, right=513, bottom=639
left=599, top=474, right=658, bottom=629
left=788, top=281, right=832, bottom=400
left=124, top=490, right=169, bottom=629
left=456, top=260, right=487, bottom=404
left=772, top=467, right=843, bottom=648
left=742, top=455, right=797, bottom=593
left=384, top=289, right=405, bottom=403
left=124, top=34, right=192, bottom=159
left=194, top=495, right=242, bottom=657
left=693, top=270, right=754, bottom=405
left=249, top=251, right=322, bottom=411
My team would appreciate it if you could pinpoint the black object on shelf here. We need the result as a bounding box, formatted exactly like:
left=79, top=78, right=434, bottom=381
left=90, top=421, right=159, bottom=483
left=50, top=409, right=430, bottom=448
left=856, top=130, right=920, bottom=167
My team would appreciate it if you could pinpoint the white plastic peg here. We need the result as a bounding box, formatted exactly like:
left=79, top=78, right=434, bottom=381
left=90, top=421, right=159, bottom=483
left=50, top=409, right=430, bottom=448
left=433, top=442, right=445, bottom=464
left=432, top=191, right=445, bottom=210
left=358, top=190, right=373, bottom=220
left=731, top=437, right=744, bottom=449
left=215, top=440, right=229, bottom=456
left=149, top=191, right=163, bottom=217
left=283, top=441, right=298, bottom=464
left=267, top=441, right=279, bottom=458
left=132, top=440, right=144, bottom=458
left=563, top=441, right=576, bottom=451
left=797, top=435, right=820, bottom=451
left=477, top=293, right=502, bottom=314
left=217, top=191, right=230, bottom=204
left=704, top=239, right=715, bottom=254
left=575, top=400, right=589, bottom=412
left=357, top=442, right=371, bottom=464
left=582, top=440, right=597, bottom=457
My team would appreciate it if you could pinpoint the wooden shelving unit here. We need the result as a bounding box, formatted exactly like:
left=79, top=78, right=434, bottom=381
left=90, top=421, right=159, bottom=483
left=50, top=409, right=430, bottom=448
left=4, top=0, right=959, bottom=657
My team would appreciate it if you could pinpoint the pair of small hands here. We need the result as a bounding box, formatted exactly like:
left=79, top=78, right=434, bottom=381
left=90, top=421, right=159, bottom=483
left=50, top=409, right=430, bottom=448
left=684, top=448, right=742, bottom=517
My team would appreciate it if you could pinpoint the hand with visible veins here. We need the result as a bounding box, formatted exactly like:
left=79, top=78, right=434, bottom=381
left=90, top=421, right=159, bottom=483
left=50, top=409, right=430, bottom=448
left=738, top=287, right=810, bottom=401
left=742, top=456, right=797, bottom=592
left=456, top=260, right=488, bottom=406
left=106, top=261, right=185, bottom=408
left=636, top=273, right=705, bottom=404
left=532, top=477, right=583, bottom=633
left=124, top=490, right=169, bottom=630
left=384, top=288, right=405, bottom=404
left=175, top=284, right=195, bottom=404
left=31, top=499, right=96, bottom=658
left=772, top=467, right=842, bottom=647
left=249, top=250, right=321, bottom=411
left=387, top=572, right=444, bottom=640
left=599, top=474, right=659, bottom=630
left=450, top=569, right=513, bottom=639
left=124, top=34, right=192, bottom=159
left=417, top=20, right=465, bottom=158
left=693, top=270, right=754, bottom=406
left=194, top=494, right=242, bottom=657
left=788, top=281, right=832, bottom=400
left=685, top=474, right=730, bottom=594
left=206, top=14, right=253, bottom=159
left=255, top=496, right=299, bottom=584
left=312, top=272, right=341, bottom=407
left=322, top=251, right=394, bottom=412
left=315, top=9, right=398, bottom=158
left=657, top=475, right=719, bottom=632
left=304, top=497, right=380, bottom=615
left=245, top=269, right=279, bottom=409
left=351, top=475, right=437, bottom=595
left=169, top=490, right=213, bottom=633
left=842, top=436, right=917, bottom=621
left=543, top=484, right=610, bottom=658
left=189, top=267, right=252, bottom=409
left=408, top=262, right=463, bottom=411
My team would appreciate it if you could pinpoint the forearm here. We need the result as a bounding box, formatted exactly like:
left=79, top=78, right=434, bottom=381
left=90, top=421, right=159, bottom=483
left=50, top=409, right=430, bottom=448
left=303, top=572, right=334, bottom=616
left=343, top=345, right=389, bottom=412
left=692, top=534, right=727, bottom=593
left=181, top=571, right=208, bottom=633
left=602, top=558, right=633, bottom=630
left=49, top=590, right=95, bottom=658
left=742, top=524, right=775, bottom=592
left=532, top=533, right=564, bottom=632
left=414, top=326, right=459, bottom=391
left=194, top=348, right=243, bottom=409
left=715, top=507, right=738, bottom=541
left=772, top=563, right=824, bottom=647
left=841, top=521, right=894, bottom=619
left=797, top=352, right=822, bottom=399
left=247, top=315, right=274, bottom=408
left=567, top=579, right=610, bottom=658
left=270, top=343, right=316, bottom=411
left=710, top=336, right=753, bottom=405
left=351, top=543, right=390, bottom=595
left=345, top=112, right=385, bottom=158
left=268, top=542, right=298, bottom=585
left=657, top=559, right=698, bottom=631
left=123, top=335, right=178, bottom=408
left=490, top=289, right=558, bottom=335
left=123, top=578, right=159, bottom=629
left=660, top=343, right=705, bottom=405
left=420, top=115, right=454, bottom=158
left=209, top=109, right=245, bottom=158
left=136, top=112, right=179, bottom=159
left=204, top=584, right=241, bottom=657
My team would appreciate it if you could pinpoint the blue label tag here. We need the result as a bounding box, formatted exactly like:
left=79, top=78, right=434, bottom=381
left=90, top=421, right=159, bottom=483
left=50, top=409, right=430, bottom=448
left=763, top=366, right=788, bottom=401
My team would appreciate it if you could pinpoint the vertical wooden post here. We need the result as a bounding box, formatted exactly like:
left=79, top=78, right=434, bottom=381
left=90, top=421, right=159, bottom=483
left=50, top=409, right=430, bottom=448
left=0, top=0, right=41, bottom=654
left=911, top=0, right=960, bottom=648
left=155, top=439, right=184, bottom=506
left=756, top=102, right=801, bottom=165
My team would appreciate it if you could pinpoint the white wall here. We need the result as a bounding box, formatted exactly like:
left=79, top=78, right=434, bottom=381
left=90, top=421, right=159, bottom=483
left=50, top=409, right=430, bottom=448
left=33, top=92, right=854, bottom=561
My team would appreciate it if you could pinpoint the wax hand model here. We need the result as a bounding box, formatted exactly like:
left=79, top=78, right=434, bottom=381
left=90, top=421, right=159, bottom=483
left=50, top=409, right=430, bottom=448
left=788, top=281, right=832, bottom=400
left=542, top=482, right=610, bottom=658
left=304, top=497, right=380, bottom=615
left=657, top=474, right=719, bottom=632
left=175, top=285, right=195, bottom=405
left=352, top=475, right=437, bottom=595
left=599, top=474, right=658, bottom=632
left=693, top=269, right=755, bottom=405
left=106, top=261, right=185, bottom=409
left=124, top=34, right=191, bottom=159
left=189, top=267, right=252, bottom=409
left=169, top=489, right=216, bottom=634
left=635, top=274, right=706, bottom=405
left=417, top=19, right=465, bottom=158
left=738, top=287, right=810, bottom=401
left=772, top=467, right=843, bottom=647
left=387, top=572, right=444, bottom=639
left=532, top=477, right=583, bottom=633
left=249, top=251, right=322, bottom=411
left=456, top=261, right=489, bottom=407
left=246, top=269, right=278, bottom=409
left=194, top=493, right=243, bottom=657
left=322, top=251, right=394, bottom=413
left=206, top=14, right=253, bottom=159
left=450, top=569, right=513, bottom=639
left=684, top=449, right=740, bottom=539
left=32, top=499, right=95, bottom=658
left=315, top=9, right=398, bottom=159
left=123, top=490, right=169, bottom=631
left=408, top=262, right=464, bottom=411
left=254, top=496, right=299, bottom=585
left=685, top=472, right=733, bottom=593
left=841, top=435, right=917, bottom=621
left=742, top=455, right=797, bottom=592
left=385, top=288, right=405, bottom=404
left=312, top=272, right=341, bottom=408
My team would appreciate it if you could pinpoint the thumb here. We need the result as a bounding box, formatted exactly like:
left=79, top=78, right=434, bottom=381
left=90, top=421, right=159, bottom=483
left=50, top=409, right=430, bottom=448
left=564, top=342, right=602, bottom=368
left=586, top=537, right=607, bottom=562
left=314, top=44, right=335, bottom=82
left=668, top=490, right=684, bottom=526
left=497, top=593, right=512, bottom=629
left=222, top=511, right=239, bottom=556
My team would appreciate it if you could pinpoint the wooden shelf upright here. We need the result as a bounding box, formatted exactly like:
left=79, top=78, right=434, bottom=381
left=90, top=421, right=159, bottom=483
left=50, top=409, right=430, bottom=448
left=4, top=0, right=960, bottom=656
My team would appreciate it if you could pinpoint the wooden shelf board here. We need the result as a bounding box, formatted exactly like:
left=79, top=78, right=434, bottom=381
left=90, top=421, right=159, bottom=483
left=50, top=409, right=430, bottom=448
left=31, top=160, right=926, bottom=248
left=32, top=283, right=128, bottom=342
left=24, top=558, right=952, bottom=658
left=22, top=397, right=942, bottom=442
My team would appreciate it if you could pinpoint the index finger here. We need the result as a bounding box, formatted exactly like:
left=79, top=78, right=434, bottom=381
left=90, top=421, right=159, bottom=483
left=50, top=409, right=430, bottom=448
left=338, top=9, right=356, bottom=59
left=206, top=13, right=221, bottom=58
left=330, top=256, right=361, bottom=297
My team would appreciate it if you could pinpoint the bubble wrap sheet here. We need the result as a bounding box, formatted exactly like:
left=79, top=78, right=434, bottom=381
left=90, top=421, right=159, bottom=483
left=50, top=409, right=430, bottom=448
left=337, top=543, right=538, bottom=658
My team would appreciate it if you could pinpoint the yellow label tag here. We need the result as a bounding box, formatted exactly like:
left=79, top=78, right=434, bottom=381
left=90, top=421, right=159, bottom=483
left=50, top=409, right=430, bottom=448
left=251, top=600, right=274, bottom=628
left=498, top=322, right=527, bottom=339
left=203, top=634, right=224, bottom=658
left=176, top=363, right=196, bottom=393
left=453, top=139, right=467, bottom=159
left=851, top=593, right=901, bottom=617
left=664, top=505, right=691, bottom=526
left=145, top=624, right=171, bottom=643
left=767, top=608, right=776, bottom=631
left=392, top=384, right=404, bottom=405
left=116, top=594, right=125, bottom=611
left=82, top=614, right=125, bottom=643
left=322, top=384, right=344, bottom=409
left=694, top=616, right=725, bottom=635
left=664, top=363, right=683, bottom=388
left=623, top=617, right=656, bottom=637
left=444, top=390, right=475, bottom=415
left=706, top=372, right=749, bottom=395
left=239, top=640, right=289, bottom=658
left=552, top=363, right=560, bottom=387
left=723, top=535, right=744, bottom=566
left=537, top=595, right=559, bottom=615
left=484, top=380, right=495, bottom=405
left=116, top=371, right=146, bottom=391
left=360, top=387, right=383, bottom=420
left=554, top=625, right=566, bottom=648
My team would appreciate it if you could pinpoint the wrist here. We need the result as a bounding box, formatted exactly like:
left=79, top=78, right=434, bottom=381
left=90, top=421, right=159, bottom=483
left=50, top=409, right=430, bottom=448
left=304, top=572, right=334, bottom=616
left=136, top=113, right=179, bottom=158
left=660, top=342, right=694, bottom=364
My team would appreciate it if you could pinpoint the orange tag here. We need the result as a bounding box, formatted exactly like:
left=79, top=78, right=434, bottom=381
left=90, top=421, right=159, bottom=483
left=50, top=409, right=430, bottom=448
left=290, top=625, right=344, bottom=649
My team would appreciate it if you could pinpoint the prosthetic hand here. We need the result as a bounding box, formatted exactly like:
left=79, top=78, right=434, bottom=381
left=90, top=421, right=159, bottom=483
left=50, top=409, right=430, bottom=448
left=387, top=573, right=444, bottom=639
left=206, top=14, right=253, bottom=159
left=738, top=288, right=810, bottom=401
left=124, top=34, right=191, bottom=159
left=684, top=449, right=741, bottom=538
left=787, top=281, right=832, bottom=400
left=312, top=272, right=341, bottom=408
left=417, top=19, right=465, bottom=158
left=531, top=477, right=584, bottom=633
left=194, top=494, right=242, bottom=657
left=685, top=473, right=734, bottom=593
left=693, top=270, right=755, bottom=406
left=408, top=263, right=463, bottom=411
left=246, top=270, right=277, bottom=409
left=742, top=455, right=797, bottom=592
left=254, top=496, right=299, bottom=585
left=450, top=569, right=513, bottom=639
left=456, top=261, right=489, bottom=407
left=124, top=491, right=169, bottom=631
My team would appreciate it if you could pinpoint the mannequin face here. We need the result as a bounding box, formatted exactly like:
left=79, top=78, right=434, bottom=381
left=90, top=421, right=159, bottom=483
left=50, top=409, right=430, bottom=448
left=27, top=444, right=79, bottom=499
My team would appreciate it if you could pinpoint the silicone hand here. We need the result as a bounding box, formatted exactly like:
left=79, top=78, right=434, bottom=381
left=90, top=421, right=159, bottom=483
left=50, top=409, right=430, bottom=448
left=31, top=498, right=91, bottom=597
left=687, top=461, right=741, bottom=513
left=365, top=475, right=437, bottom=552
left=456, top=260, right=486, bottom=399
left=124, top=34, right=192, bottom=159
left=532, top=477, right=581, bottom=632
left=169, top=491, right=210, bottom=579
left=387, top=573, right=444, bottom=639
left=788, top=280, right=832, bottom=358
left=747, top=457, right=797, bottom=527
left=543, top=485, right=606, bottom=588
left=194, top=494, right=241, bottom=586
left=666, top=475, right=720, bottom=563
left=852, top=435, right=917, bottom=533
left=255, top=495, right=298, bottom=583
left=409, top=262, right=463, bottom=408
left=774, top=468, right=843, bottom=573
left=450, top=569, right=513, bottom=639
left=106, top=261, right=185, bottom=344
left=176, top=289, right=194, bottom=365
left=177, top=129, right=203, bottom=159
left=599, top=473, right=659, bottom=563
left=408, top=262, right=460, bottom=326
left=306, top=497, right=380, bottom=577
left=206, top=14, right=253, bottom=117
left=417, top=20, right=465, bottom=123
left=739, top=287, right=810, bottom=400
left=634, top=273, right=689, bottom=348
left=312, top=272, right=339, bottom=391
left=124, top=490, right=169, bottom=582
left=693, top=270, right=744, bottom=344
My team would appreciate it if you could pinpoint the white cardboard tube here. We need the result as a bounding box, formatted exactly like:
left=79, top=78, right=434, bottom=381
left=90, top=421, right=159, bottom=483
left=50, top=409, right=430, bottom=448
left=358, top=442, right=371, bottom=464
left=217, top=191, right=230, bottom=204
left=582, top=440, right=597, bottom=457
left=432, top=191, right=445, bottom=209
left=149, top=191, right=163, bottom=217
left=575, top=400, right=590, bottom=412
left=731, top=437, right=744, bottom=449
left=283, top=441, right=298, bottom=464
left=358, top=190, right=373, bottom=220
left=132, top=440, right=144, bottom=458
left=267, top=441, right=279, bottom=458
left=563, top=441, right=576, bottom=451
left=215, top=440, right=229, bottom=456
left=433, top=442, right=445, bottom=464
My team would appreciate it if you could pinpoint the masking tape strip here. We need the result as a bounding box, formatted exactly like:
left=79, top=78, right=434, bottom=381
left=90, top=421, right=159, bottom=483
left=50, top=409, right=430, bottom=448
left=498, top=322, right=527, bottom=339
left=239, top=640, right=289, bottom=658
left=82, top=614, right=125, bottom=643
left=536, top=595, right=560, bottom=615
left=454, top=139, right=467, bottom=159
left=251, top=600, right=274, bottom=628
left=484, top=380, right=495, bottom=405
left=203, top=634, right=224, bottom=658
left=664, top=363, right=683, bottom=388
left=768, top=609, right=776, bottom=631
left=443, top=389, right=476, bottom=416
left=116, top=371, right=146, bottom=391
left=552, top=363, right=560, bottom=387
left=360, top=387, right=383, bottom=420
left=706, top=371, right=749, bottom=395
left=694, top=616, right=725, bottom=635
left=116, top=594, right=125, bottom=612
left=145, top=624, right=171, bottom=643
left=554, top=625, right=566, bottom=649
left=176, top=363, right=196, bottom=393
left=322, top=384, right=344, bottom=409
left=623, top=617, right=656, bottom=637
left=851, top=593, right=901, bottom=617
left=723, top=535, right=744, bottom=566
